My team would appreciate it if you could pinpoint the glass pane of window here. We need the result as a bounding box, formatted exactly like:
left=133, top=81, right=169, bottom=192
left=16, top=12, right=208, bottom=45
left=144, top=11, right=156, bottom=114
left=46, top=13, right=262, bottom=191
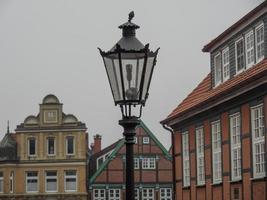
left=65, top=170, right=76, bottom=191
left=0, top=172, right=3, bottom=193
left=214, top=54, right=222, bottom=85
left=222, top=48, right=230, bottom=81
left=236, top=38, right=245, bottom=73
left=256, top=24, right=264, bottom=61
left=47, top=138, right=55, bottom=155
left=29, top=138, right=36, bottom=155
left=66, top=137, right=74, bottom=155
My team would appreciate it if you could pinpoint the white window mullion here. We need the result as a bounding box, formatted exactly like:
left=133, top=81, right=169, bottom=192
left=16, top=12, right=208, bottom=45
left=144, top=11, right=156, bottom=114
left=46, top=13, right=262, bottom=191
left=251, top=104, right=266, bottom=178
left=182, top=132, right=190, bottom=187
left=230, top=113, right=242, bottom=181
left=196, top=127, right=205, bottom=185
left=255, top=23, right=264, bottom=62
left=245, top=31, right=255, bottom=68
left=214, top=53, right=222, bottom=86
left=212, top=121, right=222, bottom=183
left=222, top=47, right=230, bottom=81
left=160, top=188, right=172, bottom=200
left=109, top=189, right=120, bottom=200
left=93, top=189, right=106, bottom=200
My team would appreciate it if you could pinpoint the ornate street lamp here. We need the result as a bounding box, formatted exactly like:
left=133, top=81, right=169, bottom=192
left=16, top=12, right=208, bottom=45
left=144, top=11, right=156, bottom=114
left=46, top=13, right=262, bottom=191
left=98, top=11, right=159, bottom=200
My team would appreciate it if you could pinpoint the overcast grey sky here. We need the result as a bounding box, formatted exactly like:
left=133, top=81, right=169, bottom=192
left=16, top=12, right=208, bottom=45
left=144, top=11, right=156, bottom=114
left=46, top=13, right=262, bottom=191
left=0, top=0, right=263, bottom=148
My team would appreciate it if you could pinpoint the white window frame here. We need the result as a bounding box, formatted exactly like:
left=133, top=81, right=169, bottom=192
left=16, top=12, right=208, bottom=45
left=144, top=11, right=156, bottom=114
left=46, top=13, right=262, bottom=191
left=211, top=121, right=222, bottom=183
left=182, top=131, right=190, bottom=187
left=93, top=189, right=106, bottom=200
left=134, top=137, right=138, bottom=144
left=255, top=23, right=264, bottom=63
left=26, top=171, right=38, bottom=193
left=245, top=30, right=255, bottom=68
left=142, top=157, right=156, bottom=169
left=196, top=127, right=205, bottom=185
left=0, top=172, right=3, bottom=193
left=64, top=170, right=77, bottom=192
left=10, top=171, right=14, bottom=193
left=47, top=137, right=56, bottom=156
left=251, top=104, right=266, bottom=178
left=142, top=188, right=154, bottom=200
left=143, top=137, right=150, bottom=144
left=230, top=113, right=242, bottom=181
left=96, top=150, right=113, bottom=169
left=235, top=37, right=245, bottom=74
left=222, top=47, right=230, bottom=81
left=66, top=136, right=75, bottom=156
left=134, top=158, right=139, bottom=169
left=28, top=137, right=37, bottom=157
left=135, top=188, right=139, bottom=200
left=214, top=53, right=222, bottom=86
left=45, top=171, right=58, bottom=193
left=109, top=189, right=120, bottom=200
left=160, top=188, right=172, bottom=200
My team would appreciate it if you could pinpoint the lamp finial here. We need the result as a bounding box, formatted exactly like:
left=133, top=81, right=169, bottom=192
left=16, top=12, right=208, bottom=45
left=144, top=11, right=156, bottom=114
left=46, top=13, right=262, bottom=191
left=128, top=11, right=134, bottom=22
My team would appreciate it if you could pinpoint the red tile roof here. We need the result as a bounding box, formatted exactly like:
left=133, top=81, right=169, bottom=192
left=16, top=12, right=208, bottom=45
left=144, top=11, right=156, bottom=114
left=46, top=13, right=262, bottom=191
left=165, top=59, right=267, bottom=122
left=202, top=1, right=267, bottom=52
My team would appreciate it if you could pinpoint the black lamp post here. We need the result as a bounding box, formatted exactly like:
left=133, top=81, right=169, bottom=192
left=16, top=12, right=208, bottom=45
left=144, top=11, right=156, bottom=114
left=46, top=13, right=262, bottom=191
left=99, top=11, right=159, bottom=200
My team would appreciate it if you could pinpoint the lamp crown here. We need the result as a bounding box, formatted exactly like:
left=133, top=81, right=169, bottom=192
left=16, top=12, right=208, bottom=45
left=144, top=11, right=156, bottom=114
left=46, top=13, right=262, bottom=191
left=128, top=11, right=134, bottom=22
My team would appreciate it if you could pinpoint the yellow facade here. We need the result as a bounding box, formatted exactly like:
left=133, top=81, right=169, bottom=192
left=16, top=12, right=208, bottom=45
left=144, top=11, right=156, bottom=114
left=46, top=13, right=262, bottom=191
left=0, top=95, right=88, bottom=200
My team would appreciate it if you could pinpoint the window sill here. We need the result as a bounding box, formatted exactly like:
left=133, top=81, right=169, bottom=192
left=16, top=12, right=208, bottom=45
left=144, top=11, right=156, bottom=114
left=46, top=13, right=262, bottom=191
left=182, top=186, right=191, bottom=189
left=250, top=176, right=266, bottom=182
left=229, top=179, right=242, bottom=183
left=196, top=184, right=206, bottom=188
left=211, top=182, right=222, bottom=186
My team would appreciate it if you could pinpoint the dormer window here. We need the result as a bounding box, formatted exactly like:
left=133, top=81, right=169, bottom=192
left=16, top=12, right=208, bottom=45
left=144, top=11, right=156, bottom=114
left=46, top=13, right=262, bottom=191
left=256, top=23, right=264, bottom=62
left=222, top=47, right=230, bottom=81
left=245, top=30, right=255, bottom=68
left=235, top=38, right=245, bottom=74
left=214, top=53, right=222, bottom=86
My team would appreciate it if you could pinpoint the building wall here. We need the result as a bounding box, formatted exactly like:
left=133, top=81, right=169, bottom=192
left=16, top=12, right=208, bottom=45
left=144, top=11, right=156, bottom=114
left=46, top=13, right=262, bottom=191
left=173, top=95, right=267, bottom=200
left=89, top=125, right=173, bottom=200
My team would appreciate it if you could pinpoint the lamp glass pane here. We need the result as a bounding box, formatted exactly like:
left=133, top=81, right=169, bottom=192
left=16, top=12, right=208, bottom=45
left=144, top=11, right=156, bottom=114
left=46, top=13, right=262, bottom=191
left=141, top=56, right=156, bottom=101
left=121, top=53, right=145, bottom=102
left=103, top=56, right=123, bottom=102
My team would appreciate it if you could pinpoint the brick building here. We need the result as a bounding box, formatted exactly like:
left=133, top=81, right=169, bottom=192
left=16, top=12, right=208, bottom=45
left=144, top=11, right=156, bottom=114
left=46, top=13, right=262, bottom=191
left=88, top=121, right=173, bottom=200
left=0, top=94, right=88, bottom=200
left=162, top=2, right=267, bottom=200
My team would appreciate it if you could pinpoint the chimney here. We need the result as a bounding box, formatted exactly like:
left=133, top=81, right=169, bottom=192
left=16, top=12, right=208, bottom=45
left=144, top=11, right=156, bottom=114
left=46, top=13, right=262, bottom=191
left=92, top=134, right=102, bottom=154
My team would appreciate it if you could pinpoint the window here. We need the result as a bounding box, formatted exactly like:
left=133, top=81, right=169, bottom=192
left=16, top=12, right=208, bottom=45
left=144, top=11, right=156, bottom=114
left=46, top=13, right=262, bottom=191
left=135, top=189, right=139, bottom=200
left=214, top=53, right=222, bottom=86
left=196, top=127, right=205, bottom=185
left=28, top=138, right=36, bottom=156
left=230, top=113, right=242, bottom=181
left=256, top=23, right=264, bottom=62
left=93, top=189, right=105, bottom=200
left=66, top=136, right=74, bottom=155
left=47, top=137, right=55, bottom=156
left=222, top=47, right=230, bottom=81
left=0, top=172, right=3, bottom=193
left=142, top=188, right=154, bottom=200
left=182, top=132, right=190, bottom=187
left=235, top=38, right=245, bottom=73
left=211, top=121, right=222, bottom=183
left=26, top=172, right=38, bottom=193
left=134, top=158, right=139, bottom=169
left=142, top=158, right=156, bottom=169
left=134, top=137, right=138, bottom=144
left=160, top=188, right=172, bottom=200
left=96, top=151, right=112, bottom=169
left=143, top=137, right=150, bottom=144
left=45, top=171, right=57, bottom=192
left=251, top=104, right=265, bottom=178
left=109, top=189, right=120, bottom=200
left=64, top=170, right=77, bottom=192
left=245, top=31, right=255, bottom=68
left=10, top=171, right=14, bottom=193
